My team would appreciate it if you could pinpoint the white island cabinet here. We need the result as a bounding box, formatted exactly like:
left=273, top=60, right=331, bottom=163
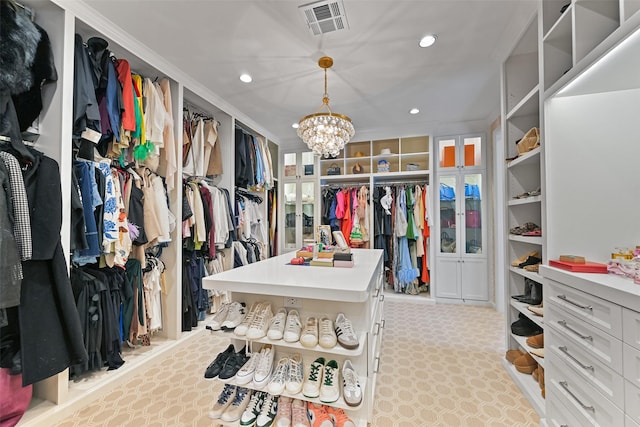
left=202, top=249, right=385, bottom=426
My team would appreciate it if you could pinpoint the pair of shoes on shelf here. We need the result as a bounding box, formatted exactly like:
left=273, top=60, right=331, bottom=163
left=268, top=308, right=303, bottom=342
left=509, top=222, right=540, bottom=235
left=513, top=188, right=541, bottom=199
left=206, top=301, right=247, bottom=331
left=532, top=365, right=545, bottom=397
left=301, top=316, right=337, bottom=349
left=267, top=353, right=304, bottom=395
left=274, top=397, right=312, bottom=427
left=505, top=349, right=538, bottom=374
left=240, top=391, right=279, bottom=427
left=510, top=313, right=543, bottom=337
left=204, top=344, right=249, bottom=380
left=526, top=333, right=544, bottom=349
left=236, top=344, right=275, bottom=388
left=511, top=278, right=543, bottom=305
left=334, top=313, right=359, bottom=350
left=511, top=250, right=540, bottom=267
left=239, top=302, right=274, bottom=340
left=308, top=402, right=356, bottom=427
left=303, top=357, right=340, bottom=403
left=208, top=385, right=253, bottom=422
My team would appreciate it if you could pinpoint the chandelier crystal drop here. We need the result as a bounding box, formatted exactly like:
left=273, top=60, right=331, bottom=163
left=297, top=56, right=355, bottom=158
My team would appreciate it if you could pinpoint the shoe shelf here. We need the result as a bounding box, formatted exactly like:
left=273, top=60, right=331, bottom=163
left=508, top=195, right=542, bottom=206
left=506, top=84, right=540, bottom=120
left=502, top=358, right=545, bottom=415
left=510, top=299, right=544, bottom=329
left=509, top=235, right=543, bottom=245
left=509, top=266, right=542, bottom=282
left=236, top=332, right=368, bottom=357
left=212, top=374, right=367, bottom=412
left=510, top=333, right=544, bottom=368
left=507, top=147, right=541, bottom=169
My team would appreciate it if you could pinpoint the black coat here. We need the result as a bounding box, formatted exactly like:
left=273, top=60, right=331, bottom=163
left=18, top=153, right=87, bottom=386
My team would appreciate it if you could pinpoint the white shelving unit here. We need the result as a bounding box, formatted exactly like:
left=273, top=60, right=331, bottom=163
left=202, top=249, right=385, bottom=426
left=501, top=0, right=640, bottom=420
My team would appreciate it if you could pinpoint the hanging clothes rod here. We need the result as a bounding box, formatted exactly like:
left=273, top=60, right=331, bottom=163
left=374, top=178, right=429, bottom=186
left=321, top=182, right=370, bottom=188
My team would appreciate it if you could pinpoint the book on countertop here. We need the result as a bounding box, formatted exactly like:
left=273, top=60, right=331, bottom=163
left=310, top=258, right=334, bottom=267
left=295, top=250, right=314, bottom=258
left=334, top=260, right=354, bottom=268
left=333, top=252, right=353, bottom=262
left=549, top=259, right=607, bottom=273
left=559, top=255, right=586, bottom=264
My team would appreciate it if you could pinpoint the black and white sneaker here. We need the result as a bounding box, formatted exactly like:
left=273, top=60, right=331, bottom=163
left=222, top=301, right=247, bottom=330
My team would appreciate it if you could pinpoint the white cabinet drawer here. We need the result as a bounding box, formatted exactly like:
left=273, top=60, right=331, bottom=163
left=546, top=279, right=622, bottom=339
left=624, top=308, right=640, bottom=353
left=547, top=386, right=593, bottom=427
left=547, top=325, right=624, bottom=406
left=626, top=381, right=640, bottom=425
left=624, top=343, right=640, bottom=390
left=547, top=302, right=624, bottom=374
left=548, top=356, right=624, bottom=427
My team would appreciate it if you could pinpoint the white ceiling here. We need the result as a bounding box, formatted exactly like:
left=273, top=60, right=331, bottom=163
left=83, top=0, right=537, bottom=149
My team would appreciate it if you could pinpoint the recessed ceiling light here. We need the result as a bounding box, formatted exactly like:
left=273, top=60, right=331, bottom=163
left=292, top=123, right=299, bottom=129
left=239, top=73, right=253, bottom=83
left=409, top=108, right=420, bottom=115
left=419, top=34, right=437, bottom=48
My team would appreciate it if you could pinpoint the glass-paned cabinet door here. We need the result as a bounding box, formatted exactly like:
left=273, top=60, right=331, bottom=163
left=437, top=134, right=484, bottom=170
left=439, top=175, right=458, bottom=254
left=284, top=182, right=297, bottom=249
left=301, top=181, right=315, bottom=245
left=284, top=153, right=297, bottom=178
left=463, top=174, right=483, bottom=254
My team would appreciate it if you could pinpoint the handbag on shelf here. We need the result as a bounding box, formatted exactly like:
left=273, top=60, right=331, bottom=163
left=439, top=183, right=455, bottom=201
left=465, top=210, right=481, bottom=228
left=327, top=163, right=341, bottom=175
left=517, top=127, right=540, bottom=155
left=466, top=239, right=482, bottom=254
left=441, top=231, right=456, bottom=253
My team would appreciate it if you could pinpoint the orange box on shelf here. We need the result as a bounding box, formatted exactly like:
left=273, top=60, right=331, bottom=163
left=464, top=144, right=476, bottom=166
left=442, top=146, right=455, bottom=167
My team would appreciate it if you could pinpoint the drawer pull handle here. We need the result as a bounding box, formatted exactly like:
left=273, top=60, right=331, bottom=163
left=374, top=356, right=381, bottom=373
left=381, top=319, right=386, bottom=329
left=374, top=322, right=381, bottom=336
left=559, top=381, right=595, bottom=412
left=557, top=320, right=593, bottom=341
left=374, top=286, right=381, bottom=298
left=557, top=294, right=593, bottom=310
left=380, top=294, right=385, bottom=302
left=559, top=346, right=594, bottom=372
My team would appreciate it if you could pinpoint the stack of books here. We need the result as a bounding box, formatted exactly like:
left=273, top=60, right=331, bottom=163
left=333, top=252, right=354, bottom=268
left=549, top=254, right=607, bottom=273
left=309, top=258, right=334, bottom=267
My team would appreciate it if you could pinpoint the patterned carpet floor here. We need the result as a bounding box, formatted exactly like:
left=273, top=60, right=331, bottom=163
left=52, top=300, right=539, bottom=427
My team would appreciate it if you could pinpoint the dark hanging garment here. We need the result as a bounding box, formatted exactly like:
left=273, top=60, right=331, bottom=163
left=234, top=129, right=247, bottom=188
left=16, top=153, right=88, bottom=386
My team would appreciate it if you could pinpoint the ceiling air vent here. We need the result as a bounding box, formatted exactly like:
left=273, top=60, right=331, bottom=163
left=298, top=0, right=350, bottom=36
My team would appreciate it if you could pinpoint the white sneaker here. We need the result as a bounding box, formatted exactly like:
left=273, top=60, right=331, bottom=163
left=247, top=303, right=274, bottom=340
left=302, top=357, right=325, bottom=398
left=235, top=301, right=263, bottom=337
left=256, top=393, right=279, bottom=427
left=240, top=391, right=266, bottom=427
left=267, top=308, right=287, bottom=340
left=253, top=344, right=275, bottom=388
left=318, top=316, right=337, bottom=349
left=222, top=301, right=247, bottom=330
left=320, top=359, right=340, bottom=403
left=283, top=309, right=302, bottom=343
left=221, top=387, right=252, bottom=422
left=299, top=316, right=318, bottom=348
left=341, top=359, right=362, bottom=407
left=267, top=356, right=290, bottom=395
left=206, top=303, right=229, bottom=331
left=334, top=313, right=359, bottom=349
left=235, top=351, right=260, bottom=385
left=208, top=384, right=237, bottom=419
left=286, top=353, right=303, bottom=395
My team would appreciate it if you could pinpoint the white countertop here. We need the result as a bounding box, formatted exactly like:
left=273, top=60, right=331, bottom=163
left=202, top=249, right=384, bottom=302
left=540, top=265, right=640, bottom=309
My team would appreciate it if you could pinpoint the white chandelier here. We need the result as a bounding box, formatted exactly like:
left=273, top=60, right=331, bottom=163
left=297, top=56, right=355, bottom=158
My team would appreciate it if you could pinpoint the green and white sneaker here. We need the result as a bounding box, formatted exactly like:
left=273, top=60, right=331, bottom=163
left=256, top=393, right=279, bottom=427
left=320, top=359, right=340, bottom=403
left=240, top=391, right=266, bottom=426
left=302, top=357, right=325, bottom=398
